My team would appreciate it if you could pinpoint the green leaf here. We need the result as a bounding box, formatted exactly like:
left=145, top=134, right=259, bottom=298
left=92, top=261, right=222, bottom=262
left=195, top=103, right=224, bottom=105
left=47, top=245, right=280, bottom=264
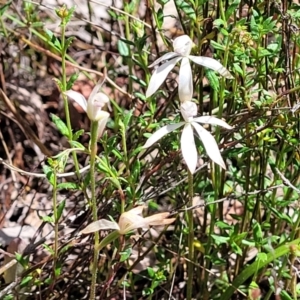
left=280, top=290, right=293, bottom=300
left=129, top=75, right=147, bottom=87
left=123, top=110, right=133, bottom=128
left=43, top=165, right=55, bottom=186
left=0, top=1, right=12, bottom=16
left=233, top=63, right=244, bottom=76
left=211, top=234, right=229, bottom=245
left=73, top=129, right=85, bottom=141
left=156, top=8, right=164, bottom=28
left=31, top=22, right=44, bottom=28
left=174, top=0, right=196, bottom=21
left=59, top=243, right=71, bottom=255
left=54, top=262, right=62, bottom=277
left=222, top=238, right=300, bottom=300
left=69, top=140, right=85, bottom=150
left=97, top=230, right=120, bottom=251
left=112, top=148, right=123, bottom=160
left=132, top=159, right=141, bottom=181
left=205, top=69, right=219, bottom=91
left=120, top=248, right=132, bottom=262
left=253, top=221, right=263, bottom=243
left=134, top=92, right=147, bottom=101
left=57, top=182, right=80, bottom=190
left=147, top=267, right=155, bottom=278
left=225, top=0, right=241, bottom=21
left=42, top=215, right=54, bottom=223
left=210, top=40, right=225, bottom=51
left=53, top=78, right=63, bottom=91
left=118, top=39, right=130, bottom=57
left=231, top=242, right=242, bottom=256
left=45, top=29, right=61, bottom=51
left=66, top=72, right=79, bottom=90
left=50, top=114, right=69, bottom=137
left=65, top=36, right=75, bottom=49
left=157, top=0, right=169, bottom=4
left=15, top=252, right=29, bottom=267
left=43, top=243, right=55, bottom=255
left=20, top=276, right=33, bottom=287
left=56, top=200, right=66, bottom=221
left=65, top=6, right=76, bottom=24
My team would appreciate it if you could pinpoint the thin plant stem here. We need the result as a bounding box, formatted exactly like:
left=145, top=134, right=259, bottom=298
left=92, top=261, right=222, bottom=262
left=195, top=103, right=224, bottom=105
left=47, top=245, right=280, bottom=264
left=60, top=16, right=80, bottom=178
left=186, top=170, right=194, bottom=300
left=89, top=120, right=100, bottom=300
left=124, top=4, right=133, bottom=95
left=0, top=15, right=8, bottom=38
left=51, top=170, right=59, bottom=285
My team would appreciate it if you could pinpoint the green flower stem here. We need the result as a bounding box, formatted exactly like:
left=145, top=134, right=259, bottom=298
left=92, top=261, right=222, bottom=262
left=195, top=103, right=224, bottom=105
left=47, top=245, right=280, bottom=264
left=218, top=0, right=226, bottom=22
left=90, top=120, right=100, bottom=300
left=186, top=170, right=194, bottom=300
left=124, top=4, right=133, bottom=95
left=120, top=126, right=128, bottom=213
left=0, top=15, right=8, bottom=38
left=60, top=20, right=80, bottom=178
left=52, top=171, right=59, bottom=279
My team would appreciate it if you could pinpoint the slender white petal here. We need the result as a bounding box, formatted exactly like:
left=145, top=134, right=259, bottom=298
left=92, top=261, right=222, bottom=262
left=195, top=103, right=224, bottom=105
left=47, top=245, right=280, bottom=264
left=180, top=101, right=197, bottom=122
left=96, top=111, right=110, bottom=137
left=145, top=212, right=175, bottom=226
left=191, top=122, right=226, bottom=169
left=146, top=56, right=182, bottom=98
left=148, top=52, right=179, bottom=68
left=173, top=35, right=193, bottom=56
left=126, top=206, right=145, bottom=215
left=81, top=219, right=120, bottom=234
left=181, top=123, right=198, bottom=174
left=193, top=116, right=232, bottom=129
left=65, top=90, right=87, bottom=112
left=178, top=57, right=193, bottom=103
left=188, top=55, right=233, bottom=79
left=88, top=82, right=104, bottom=103
left=143, top=123, right=184, bottom=148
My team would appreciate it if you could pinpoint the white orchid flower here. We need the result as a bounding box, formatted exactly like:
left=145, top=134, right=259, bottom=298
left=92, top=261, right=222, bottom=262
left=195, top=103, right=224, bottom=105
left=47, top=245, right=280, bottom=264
left=143, top=101, right=232, bottom=173
left=146, top=35, right=233, bottom=102
left=65, top=83, right=110, bottom=137
left=81, top=206, right=175, bottom=235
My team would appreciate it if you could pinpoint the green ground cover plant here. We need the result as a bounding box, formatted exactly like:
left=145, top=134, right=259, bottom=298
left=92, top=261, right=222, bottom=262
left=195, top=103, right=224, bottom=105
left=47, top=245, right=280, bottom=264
left=1, top=0, right=300, bottom=299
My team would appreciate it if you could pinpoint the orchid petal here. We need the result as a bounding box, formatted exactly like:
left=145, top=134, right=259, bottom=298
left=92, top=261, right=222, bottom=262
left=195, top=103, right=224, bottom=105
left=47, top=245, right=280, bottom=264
left=126, top=206, right=145, bottom=215
left=87, top=92, right=110, bottom=121
left=148, top=52, right=179, bottom=68
left=88, top=82, right=104, bottom=103
left=192, top=122, right=226, bottom=169
left=145, top=212, right=175, bottom=226
left=178, top=57, right=193, bottom=103
left=180, top=101, right=198, bottom=122
left=119, top=213, right=148, bottom=235
left=143, top=123, right=184, bottom=148
left=193, top=116, right=232, bottom=129
left=189, top=55, right=233, bottom=79
left=65, top=90, right=87, bottom=112
left=146, top=56, right=182, bottom=98
left=96, top=111, right=110, bottom=138
left=173, top=35, right=193, bottom=56
left=181, top=123, right=198, bottom=174
left=80, top=219, right=120, bottom=234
